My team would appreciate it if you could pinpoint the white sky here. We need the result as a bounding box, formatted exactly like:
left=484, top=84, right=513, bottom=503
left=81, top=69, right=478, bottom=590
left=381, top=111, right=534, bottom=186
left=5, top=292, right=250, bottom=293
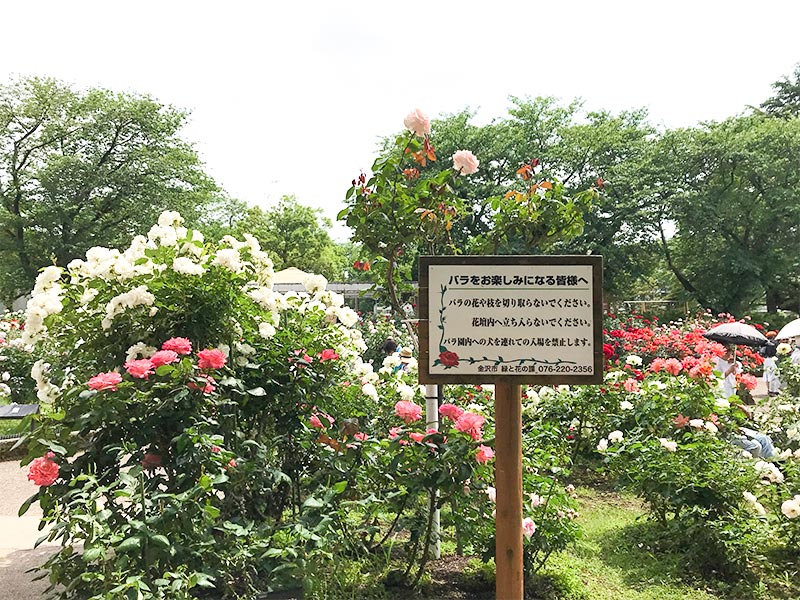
left=1, top=1, right=798, bottom=240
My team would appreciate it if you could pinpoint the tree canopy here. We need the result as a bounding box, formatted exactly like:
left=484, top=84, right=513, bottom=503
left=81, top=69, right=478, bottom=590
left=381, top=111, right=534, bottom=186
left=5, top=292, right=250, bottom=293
left=0, top=77, right=221, bottom=301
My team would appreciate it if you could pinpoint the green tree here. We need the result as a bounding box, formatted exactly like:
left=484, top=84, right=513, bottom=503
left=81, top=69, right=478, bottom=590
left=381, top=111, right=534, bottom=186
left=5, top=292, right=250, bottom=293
left=666, top=114, right=800, bottom=314
left=0, top=77, right=221, bottom=302
left=229, top=196, right=346, bottom=280
left=761, top=63, right=800, bottom=119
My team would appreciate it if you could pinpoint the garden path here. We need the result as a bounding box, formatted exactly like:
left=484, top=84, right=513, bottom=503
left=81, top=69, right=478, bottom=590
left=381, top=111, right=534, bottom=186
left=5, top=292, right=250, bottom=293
left=0, top=459, right=57, bottom=599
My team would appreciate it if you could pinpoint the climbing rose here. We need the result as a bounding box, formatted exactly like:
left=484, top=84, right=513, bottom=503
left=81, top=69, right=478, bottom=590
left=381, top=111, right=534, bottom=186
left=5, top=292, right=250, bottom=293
left=124, top=359, right=155, bottom=379
left=162, top=337, right=192, bottom=355
left=88, top=371, right=122, bottom=391
left=28, top=452, right=59, bottom=486
left=439, top=403, right=464, bottom=421
left=476, top=445, right=495, bottom=464
left=452, top=150, right=479, bottom=175
left=197, top=348, right=226, bottom=369
left=455, top=412, right=485, bottom=440
left=409, top=432, right=425, bottom=443
left=403, top=108, right=431, bottom=137
left=395, top=400, right=422, bottom=424
left=150, top=350, right=179, bottom=367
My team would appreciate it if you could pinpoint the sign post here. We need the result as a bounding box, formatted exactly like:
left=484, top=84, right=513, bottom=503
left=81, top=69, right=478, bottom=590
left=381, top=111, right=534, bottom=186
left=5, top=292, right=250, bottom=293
left=418, top=255, right=602, bottom=600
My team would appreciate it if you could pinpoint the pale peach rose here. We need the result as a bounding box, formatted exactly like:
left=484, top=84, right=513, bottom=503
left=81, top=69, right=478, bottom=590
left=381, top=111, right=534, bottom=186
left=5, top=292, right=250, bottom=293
left=452, top=150, right=479, bottom=175
left=403, top=109, right=431, bottom=137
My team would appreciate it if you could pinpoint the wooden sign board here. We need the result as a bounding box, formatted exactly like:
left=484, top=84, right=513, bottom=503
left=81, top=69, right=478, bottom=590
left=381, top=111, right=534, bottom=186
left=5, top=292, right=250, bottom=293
left=418, top=255, right=603, bottom=385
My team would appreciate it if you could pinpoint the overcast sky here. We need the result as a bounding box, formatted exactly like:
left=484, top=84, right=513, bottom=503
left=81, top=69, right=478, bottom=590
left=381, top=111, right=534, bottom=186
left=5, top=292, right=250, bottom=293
left=2, top=1, right=798, bottom=240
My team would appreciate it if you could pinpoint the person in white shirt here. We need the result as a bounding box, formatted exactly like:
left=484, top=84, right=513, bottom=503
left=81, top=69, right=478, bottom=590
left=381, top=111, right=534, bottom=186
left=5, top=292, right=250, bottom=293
left=715, top=346, right=741, bottom=399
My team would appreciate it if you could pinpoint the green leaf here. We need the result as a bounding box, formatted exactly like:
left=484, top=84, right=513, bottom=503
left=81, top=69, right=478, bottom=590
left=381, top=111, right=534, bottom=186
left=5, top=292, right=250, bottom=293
left=18, top=492, right=38, bottom=517
left=246, top=387, right=266, bottom=396
left=332, top=480, right=348, bottom=494
left=149, top=534, right=170, bottom=549
left=303, top=496, right=325, bottom=509
left=82, top=547, right=104, bottom=562
left=116, top=536, right=142, bottom=553
left=155, top=365, right=175, bottom=376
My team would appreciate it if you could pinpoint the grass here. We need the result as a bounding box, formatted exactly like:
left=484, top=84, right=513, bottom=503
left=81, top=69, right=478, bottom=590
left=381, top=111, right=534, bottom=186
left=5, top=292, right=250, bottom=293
left=311, top=484, right=796, bottom=599
left=543, top=487, right=724, bottom=600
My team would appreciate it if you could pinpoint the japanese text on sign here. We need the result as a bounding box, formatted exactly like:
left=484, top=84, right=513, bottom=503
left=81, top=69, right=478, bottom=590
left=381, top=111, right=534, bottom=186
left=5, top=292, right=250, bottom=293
left=425, top=261, right=600, bottom=381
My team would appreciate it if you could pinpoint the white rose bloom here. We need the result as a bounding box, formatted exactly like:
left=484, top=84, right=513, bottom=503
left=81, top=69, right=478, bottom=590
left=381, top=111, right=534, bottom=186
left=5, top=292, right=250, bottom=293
left=303, top=274, right=328, bottom=295
left=158, top=210, right=184, bottom=227
left=659, top=438, right=678, bottom=452
left=597, top=438, right=609, bottom=452
left=362, top=370, right=379, bottom=384
left=361, top=382, right=378, bottom=401
left=608, top=430, right=624, bottom=443
left=781, top=498, right=800, bottom=519
left=0, top=383, right=10, bottom=396
left=220, top=235, right=246, bottom=250
left=538, top=386, right=556, bottom=398
left=625, top=355, right=642, bottom=366
left=334, top=306, right=359, bottom=327
left=714, top=398, right=730, bottom=409
left=525, top=388, right=540, bottom=402
left=258, top=322, right=276, bottom=339
left=383, top=354, right=402, bottom=369
left=148, top=224, right=178, bottom=247
left=619, top=400, right=634, bottom=411
left=1, top=371, right=9, bottom=381
left=125, top=343, right=157, bottom=362
left=787, top=427, right=799, bottom=441
left=397, top=384, right=415, bottom=401
left=211, top=248, right=243, bottom=272
left=173, top=257, right=206, bottom=276
left=689, top=419, right=704, bottom=429
left=704, top=421, right=719, bottom=434
left=79, top=288, right=99, bottom=305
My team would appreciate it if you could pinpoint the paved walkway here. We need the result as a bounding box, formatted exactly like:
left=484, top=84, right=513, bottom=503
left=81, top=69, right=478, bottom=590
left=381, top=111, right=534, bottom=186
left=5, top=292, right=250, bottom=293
left=0, top=459, right=58, bottom=599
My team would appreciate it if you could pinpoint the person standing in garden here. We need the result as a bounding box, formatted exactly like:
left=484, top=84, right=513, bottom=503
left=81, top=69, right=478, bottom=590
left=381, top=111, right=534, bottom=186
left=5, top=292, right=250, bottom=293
left=715, top=346, right=741, bottom=399
left=760, top=331, right=781, bottom=396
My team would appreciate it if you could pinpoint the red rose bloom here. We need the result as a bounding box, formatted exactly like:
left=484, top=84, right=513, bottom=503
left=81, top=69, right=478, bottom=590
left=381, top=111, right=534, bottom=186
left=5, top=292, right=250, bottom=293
left=27, top=452, right=59, bottom=486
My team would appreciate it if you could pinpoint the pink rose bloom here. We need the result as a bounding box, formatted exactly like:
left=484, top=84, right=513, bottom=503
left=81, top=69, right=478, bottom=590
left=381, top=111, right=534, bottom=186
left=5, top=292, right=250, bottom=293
left=309, top=414, right=325, bottom=429
left=27, top=452, right=59, bottom=486
left=409, top=432, right=425, bottom=443
left=162, top=337, right=192, bottom=355
left=388, top=426, right=402, bottom=440
left=211, top=445, right=221, bottom=453
left=439, top=403, right=464, bottom=421
left=475, top=444, right=495, bottom=464
left=395, top=400, right=422, bottom=424
left=88, top=371, right=122, bottom=391
left=522, top=517, right=537, bottom=539
left=623, top=378, right=640, bottom=393
left=188, top=374, right=216, bottom=394
left=318, top=348, right=339, bottom=362
left=664, top=358, right=683, bottom=376
left=452, top=150, right=479, bottom=175
left=197, top=348, right=226, bottom=369
left=354, top=432, right=368, bottom=441
left=124, top=359, right=155, bottom=380
left=455, top=412, right=485, bottom=441
left=403, top=108, right=431, bottom=137
left=150, top=350, right=179, bottom=368
left=649, top=357, right=666, bottom=373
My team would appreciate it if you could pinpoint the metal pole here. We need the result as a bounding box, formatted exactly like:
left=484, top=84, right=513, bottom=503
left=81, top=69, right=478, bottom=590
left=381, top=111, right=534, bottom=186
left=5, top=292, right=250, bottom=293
left=425, top=383, right=441, bottom=559
left=495, top=382, right=523, bottom=599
